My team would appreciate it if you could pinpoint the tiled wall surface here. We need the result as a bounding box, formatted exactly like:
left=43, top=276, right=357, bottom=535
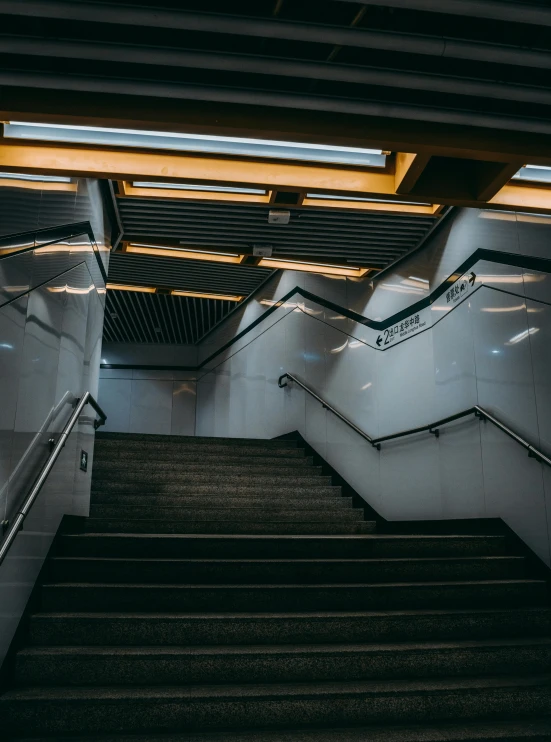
left=98, top=343, right=197, bottom=435
left=195, top=208, right=551, bottom=567
left=0, top=178, right=109, bottom=667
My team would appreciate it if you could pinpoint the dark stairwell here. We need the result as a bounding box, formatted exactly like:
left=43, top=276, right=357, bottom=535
left=2, top=432, right=551, bottom=739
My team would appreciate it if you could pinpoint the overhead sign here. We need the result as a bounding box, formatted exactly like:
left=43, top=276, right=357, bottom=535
left=444, top=271, right=476, bottom=307
left=374, top=308, right=430, bottom=348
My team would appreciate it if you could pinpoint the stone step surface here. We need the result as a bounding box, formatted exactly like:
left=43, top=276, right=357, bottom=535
left=88, top=505, right=363, bottom=522
left=55, top=533, right=509, bottom=559
left=91, top=483, right=343, bottom=496
left=95, top=452, right=311, bottom=467
left=4, top=675, right=551, bottom=735
left=12, top=718, right=551, bottom=742
left=16, top=638, right=551, bottom=686
left=83, top=519, right=377, bottom=535
left=95, top=467, right=326, bottom=482
left=90, top=494, right=351, bottom=508
left=3, top=432, right=550, bottom=740
left=40, top=579, right=547, bottom=612
left=95, top=433, right=298, bottom=447
left=45, top=556, right=527, bottom=585
left=29, top=607, right=551, bottom=647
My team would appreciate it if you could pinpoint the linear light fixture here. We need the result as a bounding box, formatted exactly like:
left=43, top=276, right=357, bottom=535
left=512, top=165, right=551, bottom=184
left=171, top=290, right=243, bottom=302
left=106, top=283, right=242, bottom=301
left=5, top=122, right=385, bottom=167
left=126, top=243, right=245, bottom=264
left=257, top=257, right=370, bottom=277
left=306, top=193, right=431, bottom=206
left=132, top=182, right=267, bottom=195
left=106, top=283, right=156, bottom=293
left=0, top=171, right=72, bottom=183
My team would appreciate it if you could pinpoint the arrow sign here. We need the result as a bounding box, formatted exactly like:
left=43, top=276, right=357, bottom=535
left=468, top=272, right=476, bottom=286
left=376, top=335, right=383, bottom=347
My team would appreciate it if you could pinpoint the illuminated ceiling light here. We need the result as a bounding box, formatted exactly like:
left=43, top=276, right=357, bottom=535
left=126, top=244, right=244, bottom=264
left=5, top=122, right=385, bottom=167
left=306, top=193, right=431, bottom=206
left=106, top=283, right=156, bottom=293
left=0, top=171, right=72, bottom=183
left=513, top=165, right=551, bottom=184
left=171, top=290, right=243, bottom=302
left=257, top=257, right=370, bottom=278
left=132, top=182, right=266, bottom=195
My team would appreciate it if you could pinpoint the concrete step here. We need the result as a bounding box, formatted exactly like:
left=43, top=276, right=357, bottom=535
left=90, top=494, right=352, bottom=508
left=45, top=556, right=527, bottom=585
left=91, top=473, right=331, bottom=487
left=40, top=580, right=547, bottom=612
left=83, top=519, right=376, bottom=535
left=93, top=457, right=314, bottom=472
left=28, top=607, right=551, bottom=647
left=94, top=466, right=325, bottom=481
left=55, top=533, right=508, bottom=559
left=16, top=638, right=551, bottom=687
left=87, top=505, right=363, bottom=522
left=94, top=444, right=307, bottom=460
left=4, top=675, right=551, bottom=735
left=90, top=483, right=342, bottom=496
left=95, top=433, right=298, bottom=448
left=11, top=717, right=551, bottom=741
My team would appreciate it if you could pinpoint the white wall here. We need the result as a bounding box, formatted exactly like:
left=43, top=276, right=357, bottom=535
left=98, top=343, right=197, bottom=436
left=0, top=178, right=109, bottom=667
left=195, top=208, right=551, bottom=566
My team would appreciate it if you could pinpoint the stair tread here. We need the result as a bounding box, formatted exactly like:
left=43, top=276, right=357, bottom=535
left=43, top=579, right=545, bottom=588
left=48, top=556, right=523, bottom=564
left=20, top=636, right=551, bottom=657
left=6, top=673, right=551, bottom=700
left=61, top=533, right=504, bottom=540
left=30, top=606, right=551, bottom=618
left=11, top=717, right=551, bottom=741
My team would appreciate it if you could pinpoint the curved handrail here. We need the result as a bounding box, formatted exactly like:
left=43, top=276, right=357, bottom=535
left=0, top=392, right=107, bottom=567
left=278, top=372, right=551, bottom=467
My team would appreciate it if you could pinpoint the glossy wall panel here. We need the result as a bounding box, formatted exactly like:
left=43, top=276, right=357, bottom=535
left=0, top=176, right=109, bottom=668
left=195, top=206, right=551, bottom=568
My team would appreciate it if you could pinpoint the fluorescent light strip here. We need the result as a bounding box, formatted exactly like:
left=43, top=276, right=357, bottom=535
left=306, top=193, right=431, bottom=206
left=132, top=182, right=266, bottom=195
left=171, top=290, right=243, bottom=302
left=0, top=172, right=71, bottom=183
left=258, top=257, right=369, bottom=278
left=106, top=283, right=242, bottom=301
left=126, top=244, right=244, bottom=264
left=513, top=165, right=551, bottom=183
left=6, top=122, right=385, bottom=167
left=106, top=283, right=156, bottom=293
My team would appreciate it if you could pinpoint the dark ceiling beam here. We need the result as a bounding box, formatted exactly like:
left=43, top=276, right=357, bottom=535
left=2, top=70, right=551, bottom=138
left=3, top=36, right=551, bottom=105
left=333, top=0, right=551, bottom=26
left=4, top=87, right=551, bottom=162
left=0, top=1, right=550, bottom=69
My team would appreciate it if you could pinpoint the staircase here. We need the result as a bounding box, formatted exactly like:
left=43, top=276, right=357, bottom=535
left=3, top=432, right=551, bottom=740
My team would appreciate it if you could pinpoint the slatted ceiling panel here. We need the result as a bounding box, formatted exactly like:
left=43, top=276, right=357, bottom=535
left=103, top=290, right=235, bottom=344
left=118, top=198, right=437, bottom=268
left=108, top=253, right=273, bottom=294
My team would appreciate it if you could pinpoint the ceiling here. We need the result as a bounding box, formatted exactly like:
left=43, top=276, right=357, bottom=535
left=1, top=0, right=550, bottom=345
left=117, top=197, right=439, bottom=269
left=1, top=0, right=551, bottom=155
left=103, top=289, right=238, bottom=345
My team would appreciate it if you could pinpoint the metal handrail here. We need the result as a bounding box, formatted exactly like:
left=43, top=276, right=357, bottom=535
left=278, top=372, right=551, bottom=467
left=0, top=392, right=107, bottom=567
